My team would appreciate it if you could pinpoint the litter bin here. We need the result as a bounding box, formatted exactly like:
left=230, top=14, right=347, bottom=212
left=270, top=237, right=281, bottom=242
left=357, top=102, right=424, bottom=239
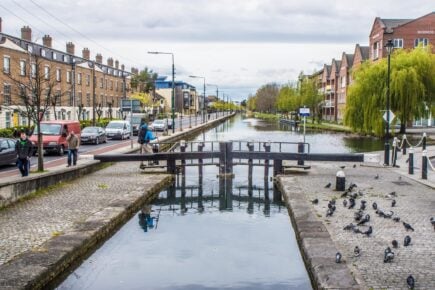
left=336, top=170, right=345, bottom=191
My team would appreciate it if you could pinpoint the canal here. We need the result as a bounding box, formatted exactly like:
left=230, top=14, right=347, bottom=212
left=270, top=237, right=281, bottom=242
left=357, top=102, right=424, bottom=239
left=57, top=115, right=384, bottom=290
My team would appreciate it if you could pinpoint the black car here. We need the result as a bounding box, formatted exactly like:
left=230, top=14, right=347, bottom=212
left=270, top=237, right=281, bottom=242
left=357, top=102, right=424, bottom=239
left=0, top=138, right=17, bottom=166
left=80, top=127, right=107, bottom=145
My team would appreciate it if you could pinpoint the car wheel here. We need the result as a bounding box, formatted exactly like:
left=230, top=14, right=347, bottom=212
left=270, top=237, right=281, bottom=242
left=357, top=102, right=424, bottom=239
left=58, top=145, right=65, bottom=156
left=95, top=138, right=99, bottom=145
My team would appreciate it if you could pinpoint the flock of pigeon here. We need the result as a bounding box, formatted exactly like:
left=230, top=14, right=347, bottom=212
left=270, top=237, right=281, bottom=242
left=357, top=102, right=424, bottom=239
left=311, top=172, right=435, bottom=290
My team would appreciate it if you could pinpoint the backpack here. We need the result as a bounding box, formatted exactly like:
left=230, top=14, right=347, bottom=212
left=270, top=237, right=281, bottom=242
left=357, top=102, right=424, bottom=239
left=138, top=125, right=147, bottom=144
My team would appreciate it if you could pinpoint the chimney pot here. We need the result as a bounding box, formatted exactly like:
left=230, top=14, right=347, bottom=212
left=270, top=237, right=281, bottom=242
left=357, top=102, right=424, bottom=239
left=107, top=57, right=114, bottom=67
left=82, top=47, right=90, bottom=60
left=42, top=35, right=52, bottom=48
left=66, top=42, right=75, bottom=55
left=121, top=64, right=125, bottom=71
left=21, top=26, right=32, bottom=41
left=96, top=53, right=102, bottom=64
left=115, top=60, right=119, bottom=69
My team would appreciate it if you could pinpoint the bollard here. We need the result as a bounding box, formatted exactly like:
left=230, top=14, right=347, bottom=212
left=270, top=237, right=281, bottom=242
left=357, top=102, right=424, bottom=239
left=392, top=137, right=398, bottom=167
left=422, top=132, right=427, bottom=151
left=422, top=149, right=427, bottom=180
left=336, top=170, right=345, bottom=191
left=402, top=135, right=407, bottom=155
left=408, top=147, right=414, bottom=175
left=298, top=142, right=305, bottom=166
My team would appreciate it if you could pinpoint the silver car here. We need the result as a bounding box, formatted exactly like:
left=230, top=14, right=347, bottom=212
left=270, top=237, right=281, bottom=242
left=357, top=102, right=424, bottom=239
left=151, top=119, right=168, bottom=131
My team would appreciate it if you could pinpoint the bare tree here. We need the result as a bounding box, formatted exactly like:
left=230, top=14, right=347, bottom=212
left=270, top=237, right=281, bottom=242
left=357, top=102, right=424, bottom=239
left=5, top=53, right=62, bottom=171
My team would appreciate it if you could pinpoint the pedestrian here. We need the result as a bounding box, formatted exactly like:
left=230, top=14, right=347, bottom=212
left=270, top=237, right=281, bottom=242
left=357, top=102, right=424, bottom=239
left=66, top=131, right=79, bottom=167
left=138, top=119, right=158, bottom=169
left=15, top=131, right=33, bottom=177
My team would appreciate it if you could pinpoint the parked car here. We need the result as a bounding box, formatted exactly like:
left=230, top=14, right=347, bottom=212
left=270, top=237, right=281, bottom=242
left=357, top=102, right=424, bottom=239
left=0, top=138, right=17, bottom=166
left=80, top=126, right=107, bottom=145
left=151, top=119, right=168, bottom=132
left=29, top=120, right=81, bottom=156
left=105, top=120, right=131, bottom=140
left=129, top=113, right=148, bottom=136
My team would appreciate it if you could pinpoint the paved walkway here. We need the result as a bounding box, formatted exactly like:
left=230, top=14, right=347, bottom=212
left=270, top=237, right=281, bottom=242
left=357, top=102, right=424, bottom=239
left=282, top=146, right=435, bottom=289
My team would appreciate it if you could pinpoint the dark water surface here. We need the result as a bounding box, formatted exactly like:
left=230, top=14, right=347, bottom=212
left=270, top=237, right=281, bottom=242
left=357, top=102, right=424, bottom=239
left=58, top=116, right=383, bottom=290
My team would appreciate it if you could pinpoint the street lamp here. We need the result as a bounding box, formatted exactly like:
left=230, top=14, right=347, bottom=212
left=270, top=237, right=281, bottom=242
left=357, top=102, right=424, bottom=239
left=384, top=39, right=394, bottom=166
left=148, top=51, right=175, bottom=133
left=189, top=75, right=206, bottom=123
left=207, top=83, right=219, bottom=119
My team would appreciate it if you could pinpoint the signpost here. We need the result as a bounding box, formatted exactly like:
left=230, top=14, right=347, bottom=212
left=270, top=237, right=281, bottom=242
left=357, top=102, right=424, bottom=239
left=383, top=110, right=395, bottom=124
left=121, top=99, right=142, bottom=149
left=299, top=107, right=310, bottom=143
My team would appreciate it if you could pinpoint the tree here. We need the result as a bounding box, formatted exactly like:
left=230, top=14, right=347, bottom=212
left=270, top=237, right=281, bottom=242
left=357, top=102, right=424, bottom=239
left=254, top=83, right=280, bottom=113
left=6, top=54, right=62, bottom=171
left=276, top=84, right=300, bottom=117
left=345, top=46, right=435, bottom=136
left=131, top=67, right=158, bottom=93
left=299, top=77, right=323, bottom=123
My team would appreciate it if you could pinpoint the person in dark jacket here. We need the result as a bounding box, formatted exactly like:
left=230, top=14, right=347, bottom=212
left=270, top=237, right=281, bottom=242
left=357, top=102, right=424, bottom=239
left=138, top=119, right=158, bottom=168
left=15, top=131, right=33, bottom=177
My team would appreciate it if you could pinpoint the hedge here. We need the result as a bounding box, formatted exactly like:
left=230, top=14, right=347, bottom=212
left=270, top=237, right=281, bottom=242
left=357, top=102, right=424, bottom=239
left=79, top=118, right=121, bottom=129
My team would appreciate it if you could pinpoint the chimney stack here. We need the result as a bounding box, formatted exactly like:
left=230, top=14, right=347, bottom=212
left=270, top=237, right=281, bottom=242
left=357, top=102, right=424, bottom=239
left=42, top=35, right=52, bottom=48
left=96, top=53, right=102, bottom=64
left=107, top=57, right=114, bottom=67
left=82, top=48, right=90, bottom=60
left=66, top=42, right=75, bottom=55
left=0, top=17, right=2, bottom=33
left=21, top=26, right=32, bottom=41
left=115, top=60, right=119, bottom=69
left=121, top=64, right=125, bottom=71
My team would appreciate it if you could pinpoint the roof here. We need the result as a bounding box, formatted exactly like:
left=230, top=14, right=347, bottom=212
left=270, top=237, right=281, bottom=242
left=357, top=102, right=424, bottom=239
left=324, top=64, right=331, bottom=76
left=0, top=37, right=27, bottom=53
left=345, top=54, right=354, bottom=66
left=379, top=18, right=413, bottom=33
left=360, top=46, right=370, bottom=60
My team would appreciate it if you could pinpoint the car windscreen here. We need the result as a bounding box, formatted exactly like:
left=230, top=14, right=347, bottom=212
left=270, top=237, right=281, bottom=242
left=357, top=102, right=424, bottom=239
left=154, top=120, right=164, bottom=124
left=82, top=127, right=99, bottom=133
left=34, top=124, right=62, bottom=135
left=106, top=123, right=123, bottom=129
left=131, top=117, right=143, bottom=124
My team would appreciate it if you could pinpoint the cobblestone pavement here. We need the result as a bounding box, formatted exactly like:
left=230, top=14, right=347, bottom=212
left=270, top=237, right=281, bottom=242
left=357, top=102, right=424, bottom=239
left=284, top=161, right=435, bottom=290
left=0, top=161, right=169, bottom=266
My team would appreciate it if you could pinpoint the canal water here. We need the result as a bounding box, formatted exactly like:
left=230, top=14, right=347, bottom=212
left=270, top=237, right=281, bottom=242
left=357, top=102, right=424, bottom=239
left=57, top=116, right=384, bottom=290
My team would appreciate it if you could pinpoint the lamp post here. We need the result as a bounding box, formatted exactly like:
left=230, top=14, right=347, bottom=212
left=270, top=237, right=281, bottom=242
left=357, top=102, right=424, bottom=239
left=148, top=51, right=175, bottom=133
left=189, top=75, right=206, bottom=124
left=207, top=83, right=219, bottom=119
left=384, top=39, right=394, bottom=166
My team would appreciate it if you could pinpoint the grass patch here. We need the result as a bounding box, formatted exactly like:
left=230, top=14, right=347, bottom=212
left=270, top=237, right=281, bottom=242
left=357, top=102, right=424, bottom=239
left=97, top=183, right=108, bottom=189
left=51, top=231, right=63, bottom=237
left=253, top=112, right=280, bottom=121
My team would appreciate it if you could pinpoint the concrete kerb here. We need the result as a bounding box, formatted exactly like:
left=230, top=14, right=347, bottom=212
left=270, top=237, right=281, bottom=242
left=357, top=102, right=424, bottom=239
left=0, top=114, right=234, bottom=208
left=276, top=176, right=360, bottom=290
left=0, top=175, right=173, bottom=290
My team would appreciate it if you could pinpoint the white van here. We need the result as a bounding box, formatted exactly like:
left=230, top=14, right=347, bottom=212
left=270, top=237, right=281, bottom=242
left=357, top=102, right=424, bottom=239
left=105, top=120, right=131, bottom=140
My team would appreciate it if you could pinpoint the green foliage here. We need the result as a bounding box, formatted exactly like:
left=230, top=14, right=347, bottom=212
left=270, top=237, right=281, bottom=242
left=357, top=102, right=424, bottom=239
left=0, top=128, right=15, bottom=138
left=131, top=67, right=158, bottom=93
left=276, top=84, right=299, bottom=113
left=80, top=118, right=120, bottom=129
left=345, top=46, right=435, bottom=136
left=299, top=78, right=323, bottom=123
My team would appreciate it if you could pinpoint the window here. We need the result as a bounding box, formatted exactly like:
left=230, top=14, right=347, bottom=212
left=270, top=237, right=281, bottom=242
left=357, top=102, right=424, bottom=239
left=56, top=68, right=61, bottom=82
left=86, top=93, right=91, bottom=106
left=77, top=73, right=82, bottom=85
left=115, top=81, right=118, bottom=91
left=105, top=79, right=108, bottom=89
left=110, top=80, right=113, bottom=90
left=40, top=48, right=46, bottom=57
left=372, top=41, right=379, bottom=59
left=69, top=91, right=73, bottom=106
left=78, top=92, right=83, bottom=105
left=45, top=66, right=50, bottom=80
left=100, top=77, right=103, bottom=88
left=19, top=84, right=26, bottom=99
left=341, top=76, right=346, bottom=88
left=52, top=51, right=57, bottom=60
left=20, top=60, right=26, bottom=76
left=393, top=39, right=403, bottom=48
left=55, top=90, right=62, bottom=106
left=414, top=38, right=428, bottom=47
left=64, top=55, right=70, bottom=63
left=5, top=112, right=11, bottom=128
left=27, top=44, right=33, bottom=53
left=86, top=74, right=90, bottom=86
left=100, top=94, right=104, bottom=106
left=31, top=63, right=36, bottom=78
left=3, top=56, right=10, bottom=73
left=66, top=71, right=72, bottom=83
left=3, top=84, right=11, bottom=105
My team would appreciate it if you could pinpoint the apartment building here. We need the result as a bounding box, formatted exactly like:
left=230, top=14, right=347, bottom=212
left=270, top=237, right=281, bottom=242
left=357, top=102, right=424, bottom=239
left=0, top=19, right=132, bottom=128
left=155, top=76, right=198, bottom=116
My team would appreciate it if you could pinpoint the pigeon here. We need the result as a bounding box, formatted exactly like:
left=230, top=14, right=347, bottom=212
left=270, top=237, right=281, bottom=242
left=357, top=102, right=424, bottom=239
left=363, top=226, right=373, bottom=236
left=326, top=208, right=334, bottom=217
left=372, top=202, right=378, bottom=210
left=407, top=275, right=415, bottom=289
left=392, top=240, right=399, bottom=248
left=404, top=235, right=411, bottom=247
left=360, top=202, right=366, bottom=211
left=384, top=247, right=394, bottom=263
left=348, top=198, right=356, bottom=209
left=391, top=200, right=396, bottom=207
left=325, top=182, right=332, bottom=188
left=311, top=199, right=319, bottom=204
left=352, top=227, right=362, bottom=234
left=390, top=191, right=397, bottom=197
left=354, top=246, right=361, bottom=257
left=343, top=223, right=355, bottom=231
left=393, top=217, right=401, bottom=223
left=353, top=164, right=357, bottom=168
left=343, top=199, right=348, bottom=207
left=340, top=166, right=345, bottom=170
left=358, top=190, right=364, bottom=196
left=335, top=252, right=342, bottom=263
left=374, top=174, right=379, bottom=180
left=357, top=214, right=371, bottom=226
left=354, top=210, right=364, bottom=222
left=430, top=217, right=435, bottom=231
left=341, top=191, right=349, bottom=198
left=403, top=222, right=415, bottom=231
left=384, top=211, right=394, bottom=219
left=348, top=183, right=357, bottom=191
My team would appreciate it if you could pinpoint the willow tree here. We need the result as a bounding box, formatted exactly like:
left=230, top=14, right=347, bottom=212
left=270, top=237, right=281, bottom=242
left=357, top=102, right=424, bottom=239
left=345, top=46, right=435, bottom=136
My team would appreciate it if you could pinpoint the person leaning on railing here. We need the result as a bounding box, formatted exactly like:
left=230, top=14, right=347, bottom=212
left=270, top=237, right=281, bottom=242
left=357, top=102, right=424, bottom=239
left=138, top=118, right=158, bottom=169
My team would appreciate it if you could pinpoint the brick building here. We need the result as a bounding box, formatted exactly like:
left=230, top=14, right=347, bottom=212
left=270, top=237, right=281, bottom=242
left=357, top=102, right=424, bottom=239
left=0, top=19, right=133, bottom=129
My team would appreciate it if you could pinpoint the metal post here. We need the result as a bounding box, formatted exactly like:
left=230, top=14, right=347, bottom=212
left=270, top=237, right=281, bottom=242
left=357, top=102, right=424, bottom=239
left=392, top=137, right=397, bottom=167
left=274, top=159, right=283, bottom=176
left=171, top=54, right=175, bottom=133
left=422, top=150, right=427, bottom=180
left=402, top=134, right=407, bottom=155
left=180, top=140, right=186, bottom=175
left=130, top=100, right=133, bottom=149
left=71, top=61, right=76, bottom=120
left=167, top=158, right=176, bottom=174
left=384, top=46, right=392, bottom=166
left=247, top=142, right=254, bottom=182
left=198, top=142, right=204, bottom=177
left=219, top=141, right=233, bottom=177
left=263, top=142, right=271, bottom=179
left=409, top=147, right=414, bottom=175
left=298, top=142, right=305, bottom=165
left=92, top=63, right=96, bottom=126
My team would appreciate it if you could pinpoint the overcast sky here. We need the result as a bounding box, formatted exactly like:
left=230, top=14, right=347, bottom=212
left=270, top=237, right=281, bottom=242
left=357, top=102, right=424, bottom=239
left=0, top=0, right=433, bottom=100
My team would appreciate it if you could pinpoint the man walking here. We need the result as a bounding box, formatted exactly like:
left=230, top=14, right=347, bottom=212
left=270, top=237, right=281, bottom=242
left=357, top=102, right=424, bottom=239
left=66, top=131, right=79, bottom=167
left=15, top=131, right=33, bottom=177
left=138, top=120, right=157, bottom=169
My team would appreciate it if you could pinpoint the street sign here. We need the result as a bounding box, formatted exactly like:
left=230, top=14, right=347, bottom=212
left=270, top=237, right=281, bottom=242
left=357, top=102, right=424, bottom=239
left=121, top=99, right=142, bottom=113
left=383, top=110, right=395, bottom=124
left=299, top=107, right=310, bottom=117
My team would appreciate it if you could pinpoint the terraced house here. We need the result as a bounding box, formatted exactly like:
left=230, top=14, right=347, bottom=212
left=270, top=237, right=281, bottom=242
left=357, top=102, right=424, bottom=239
left=315, top=11, right=435, bottom=123
left=0, top=18, right=133, bottom=129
